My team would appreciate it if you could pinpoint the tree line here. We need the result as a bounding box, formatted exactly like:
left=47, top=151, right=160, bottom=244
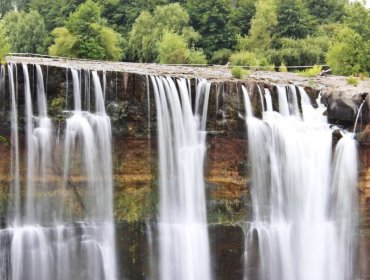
left=0, top=0, right=369, bottom=76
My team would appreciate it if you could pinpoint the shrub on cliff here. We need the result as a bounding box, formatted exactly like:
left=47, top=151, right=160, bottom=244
left=49, top=0, right=123, bottom=60
left=231, top=66, right=248, bottom=79
left=188, top=47, right=207, bottom=65
left=210, top=48, right=232, bottom=65
left=230, top=51, right=259, bottom=67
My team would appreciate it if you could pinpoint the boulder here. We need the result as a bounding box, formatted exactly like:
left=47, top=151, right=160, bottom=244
left=321, top=91, right=363, bottom=122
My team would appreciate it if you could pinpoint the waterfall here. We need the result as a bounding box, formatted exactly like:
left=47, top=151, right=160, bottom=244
left=0, top=64, right=117, bottom=280
left=277, top=85, right=290, bottom=117
left=287, top=85, right=300, bottom=117
left=151, top=76, right=212, bottom=280
left=243, top=86, right=359, bottom=280
left=257, top=85, right=265, bottom=113
left=8, top=63, right=20, bottom=225
left=353, top=100, right=365, bottom=132
left=264, top=88, right=273, bottom=112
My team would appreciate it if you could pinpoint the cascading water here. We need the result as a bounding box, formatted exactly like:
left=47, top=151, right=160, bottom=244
left=8, top=63, right=20, bottom=224
left=264, top=88, right=273, bottom=112
left=243, top=85, right=359, bottom=280
left=0, top=64, right=117, bottom=280
left=151, top=76, right=212, bottom=280
left=353, top=100, right=365, bottom=133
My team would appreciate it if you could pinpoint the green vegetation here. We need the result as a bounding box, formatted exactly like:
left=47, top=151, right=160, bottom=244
left=276, top=0, right=317, bottom=39
left=299, top=65, right=322, bottom=77
left=128, top=3, right=199, bottom=62
left=347, top=76, right=359, bottom=86
left=327, top=26, right=368, bottom=76
left=230, top=51, right=258, bottom=67
left=0, top=0, right=368, bottom=76
left=0, top=22, right=10, bottom=62
left=2, top=10, right=47, bottom=54
left=279, top=62, right=288, bottom=72
left=269, top=36, right=329, bottom=66
left=158, top=31, right=189, bottom=64
left=231, top=66, right=249, bottom=79
left=210, top=48, right=232, bottom=64
left=188, top=47, right=207, bottom=64
left=0, top=135, right=9, bottom=146
left=49, top=0, right=123, bottom=60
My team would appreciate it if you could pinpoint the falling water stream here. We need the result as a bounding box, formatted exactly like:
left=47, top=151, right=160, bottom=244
left=151, top=76, right=212, bottom=280
left=243, top=85, right=359, bottom=280
left=0, top=64, right=117, bottom=280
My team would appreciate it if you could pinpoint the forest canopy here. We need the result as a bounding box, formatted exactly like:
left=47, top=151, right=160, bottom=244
left=0, top=0, right=369, bottom=76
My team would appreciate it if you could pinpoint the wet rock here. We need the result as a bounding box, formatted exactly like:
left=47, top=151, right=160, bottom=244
left=321, top=91, right=361, bottom=122
left=209, top=224, right=245, bottom=280
left=358, top=124, right=370, bottom=146
left=364, top=93, right=370, bottom=123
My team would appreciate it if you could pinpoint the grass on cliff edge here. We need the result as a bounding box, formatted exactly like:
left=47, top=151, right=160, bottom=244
left=231, top=66, right=251, bottom=79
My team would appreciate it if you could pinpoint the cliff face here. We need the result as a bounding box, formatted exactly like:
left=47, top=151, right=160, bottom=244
left=0, top=58, right=369, bottom=279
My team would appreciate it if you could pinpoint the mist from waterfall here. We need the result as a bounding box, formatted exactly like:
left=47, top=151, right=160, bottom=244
left=151, top=76, right=212, bottom=280
left=0, top=64, right=117, bottom=280
left=243, top=85, right=359, bottom=280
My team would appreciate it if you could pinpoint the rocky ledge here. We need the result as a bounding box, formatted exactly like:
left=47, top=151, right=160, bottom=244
left=6, top=56, right=370, bottom=127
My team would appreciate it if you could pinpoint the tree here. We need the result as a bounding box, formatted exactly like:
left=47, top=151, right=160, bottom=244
left=101, top=0, right=169, bottom=35
left=185, top=0, right=237, bottom=57
left=188, top=47, right=207, bottom=64
left=0, top=22, right=10, bottom=62
left=28, top=0, right=84, bottom=32
left=230, top=0, right=257, bottom=36
left=2, top=10, right=47, bottom=54
left=48, top=27, right=77, bottom=57
left=304, top=0, right=347, bottom=24
left=157, top=31, right=189, bottom=64
left=128, top=3, right=199, bottom=62
left=344, top=2, right=370, bottom=41
left=327, top=26, right=368, bottom=75
left=49, top=0, right=123, bottom=60
left=0, top=0, right=12, bottom=18
left=237, top=0, right=278, bottom=52
left=268, top=36, right=329, bottom=66
left=13, top=0, right=32, bottom=11
left=275, top=0, right=317, bottom=39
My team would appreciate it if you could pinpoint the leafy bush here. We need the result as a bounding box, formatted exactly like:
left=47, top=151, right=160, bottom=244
left=2, top=10, right=48, bottom=54
left=346, top=76, right=359, bottom=86
left=128, top=3, right=199, bottom=62
left=230, top=51, right=259, bottom=66
left=210, top=48, right=232, bottom=64
left=269, top=36, right=328, bottom=66
left=0, top=23, right=10, bottom=63
left=359, top=72, right=369, bottom=80
left=279, top=62, right=288, bottom=72
left=231, top=66, right=248, bottom=79
left=327, top=26, right=367, bottom=76
left=157, top=31, right=189, bottom=64
left=264, top=64, right=276, bottom=71
left=299, top=65, right=322, bottom=77
left=258, top=56, right=275, bottom=71
left=49, top=0, right=123, bottom=60
left=188, top=48, right=207, bottom=64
